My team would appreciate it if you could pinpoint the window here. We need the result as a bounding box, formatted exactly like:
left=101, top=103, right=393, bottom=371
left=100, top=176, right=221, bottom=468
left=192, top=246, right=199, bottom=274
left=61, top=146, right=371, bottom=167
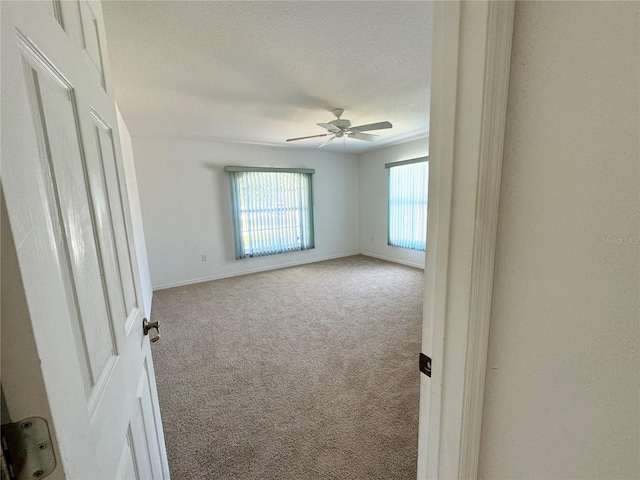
left=225, top=166, right=315, bottom=259
left=386, top=157, right=429, bottom=251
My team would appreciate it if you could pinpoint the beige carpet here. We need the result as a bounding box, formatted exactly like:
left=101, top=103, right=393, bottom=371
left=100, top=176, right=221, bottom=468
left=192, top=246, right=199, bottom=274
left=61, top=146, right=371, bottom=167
left=150, top=255, right=424, bottom=479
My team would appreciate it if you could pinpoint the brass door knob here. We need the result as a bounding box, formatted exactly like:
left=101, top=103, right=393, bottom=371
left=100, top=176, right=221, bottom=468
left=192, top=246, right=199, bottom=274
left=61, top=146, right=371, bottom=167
left=142, top=318, right=160, bottom=342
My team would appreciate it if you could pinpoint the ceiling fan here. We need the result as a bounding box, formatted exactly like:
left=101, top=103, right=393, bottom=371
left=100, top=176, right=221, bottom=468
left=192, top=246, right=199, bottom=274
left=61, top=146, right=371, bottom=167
left=286, top=108, right=392, bottom=147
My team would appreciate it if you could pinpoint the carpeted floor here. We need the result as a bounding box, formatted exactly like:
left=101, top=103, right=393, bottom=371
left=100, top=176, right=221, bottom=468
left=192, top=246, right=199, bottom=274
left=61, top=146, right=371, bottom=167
left=150, top=255, right=424, bottom=479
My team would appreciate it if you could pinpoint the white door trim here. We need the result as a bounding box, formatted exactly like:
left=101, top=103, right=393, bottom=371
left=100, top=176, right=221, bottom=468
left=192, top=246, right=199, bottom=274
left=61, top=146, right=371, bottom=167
left=417, top=2, right=515, bottom=479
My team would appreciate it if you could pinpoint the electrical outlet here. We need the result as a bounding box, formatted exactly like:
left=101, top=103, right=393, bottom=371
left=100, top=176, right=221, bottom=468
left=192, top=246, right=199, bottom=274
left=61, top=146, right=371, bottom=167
left=201, top=254, right=207, bottom=261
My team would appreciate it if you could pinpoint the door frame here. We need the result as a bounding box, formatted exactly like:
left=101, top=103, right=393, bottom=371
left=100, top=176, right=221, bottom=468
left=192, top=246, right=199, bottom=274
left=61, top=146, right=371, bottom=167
left=417, top=2, right=515, bottom=479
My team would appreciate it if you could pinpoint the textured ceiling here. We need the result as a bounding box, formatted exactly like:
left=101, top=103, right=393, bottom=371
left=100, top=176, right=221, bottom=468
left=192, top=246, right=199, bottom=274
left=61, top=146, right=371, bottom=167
left=102, top=1, right=432, bottom=154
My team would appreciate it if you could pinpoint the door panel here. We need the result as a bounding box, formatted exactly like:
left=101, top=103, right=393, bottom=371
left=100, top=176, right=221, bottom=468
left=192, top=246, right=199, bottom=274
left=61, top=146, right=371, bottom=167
left=78, top=0, right=106, bottom=88
left=19, top=31, right=116, bottom=396
left=49, top=0, right=64, bottom=27
left=117, top=428, right=142, bottom=480
left=87, top=114, right=130, bottom=323
left=49, top=0, right=76, bottom=36
left=91, top=110, right=139, bottom=318
left=1, top=2, right=169, bottom=478
left=137, top=359, right=165, bottom=479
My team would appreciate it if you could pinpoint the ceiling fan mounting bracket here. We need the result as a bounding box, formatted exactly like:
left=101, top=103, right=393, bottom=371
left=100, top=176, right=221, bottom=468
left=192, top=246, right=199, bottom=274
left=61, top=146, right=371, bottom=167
left=329, top=108, right=350, bottom=129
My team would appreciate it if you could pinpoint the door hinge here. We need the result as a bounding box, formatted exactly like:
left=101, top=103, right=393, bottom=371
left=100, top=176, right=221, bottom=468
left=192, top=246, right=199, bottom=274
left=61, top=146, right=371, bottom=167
left=1, top=417, right=56, bottom=480
left=1, top=446, right=10, bottom=480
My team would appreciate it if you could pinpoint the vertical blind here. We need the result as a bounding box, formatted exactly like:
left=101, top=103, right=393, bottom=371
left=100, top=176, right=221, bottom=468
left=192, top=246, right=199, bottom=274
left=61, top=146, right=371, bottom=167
left=225, top=167, right=315, bottom=259
left=386, top=158, right=429, bottom=251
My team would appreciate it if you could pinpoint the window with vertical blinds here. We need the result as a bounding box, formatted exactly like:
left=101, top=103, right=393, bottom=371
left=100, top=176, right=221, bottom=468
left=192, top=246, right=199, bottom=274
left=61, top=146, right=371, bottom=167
left=386, top=157, right=429, bottom=251
left=225, top=167, right=315, bottom=260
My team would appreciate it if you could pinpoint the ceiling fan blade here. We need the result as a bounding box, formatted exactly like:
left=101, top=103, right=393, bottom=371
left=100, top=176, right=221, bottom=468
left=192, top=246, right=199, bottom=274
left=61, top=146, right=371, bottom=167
left=348, top=132, right=379, bottom=142
left=318, top=135, right=335, bottom=148
left=349, top=121, right=393, bottom=132
left=286, top=133, right=332, bottom=142
left=317, top=122, right=341, bottom=133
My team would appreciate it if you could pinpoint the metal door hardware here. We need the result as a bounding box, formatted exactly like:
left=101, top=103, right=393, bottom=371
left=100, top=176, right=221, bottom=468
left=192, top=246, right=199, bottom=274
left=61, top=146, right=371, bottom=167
left=419, top=353, right=432, bottom=377
left=142, top=318, right=160, bottom=343
left=1, top=417, right=56, bottom=480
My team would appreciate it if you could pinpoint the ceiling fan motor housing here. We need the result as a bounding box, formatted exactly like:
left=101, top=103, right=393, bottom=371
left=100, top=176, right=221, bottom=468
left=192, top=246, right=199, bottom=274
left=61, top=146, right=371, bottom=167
left=330, top=119, right=351, bottom=129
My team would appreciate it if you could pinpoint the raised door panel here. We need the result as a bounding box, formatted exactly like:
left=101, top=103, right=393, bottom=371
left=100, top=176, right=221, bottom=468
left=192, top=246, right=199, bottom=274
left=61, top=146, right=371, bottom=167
left=49, top=0, right=64, bottom=27
left=129, top=362, right=165, bottom=480
left=85, top=111, right=129, bottom=324
left=91, top=111, right=139, bottom=322
left=139, top=358, right=165, bottom=479
left=49, top=0, right=84, bottom=50
left=78, top=0, right=106, bottom=88
left=19, top=33, right=118, bottom=403
left=116, top=427, right=143, bottom=480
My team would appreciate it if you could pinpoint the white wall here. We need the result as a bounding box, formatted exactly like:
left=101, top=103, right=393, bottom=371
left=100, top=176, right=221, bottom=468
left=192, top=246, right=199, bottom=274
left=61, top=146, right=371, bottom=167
left=131, top=137, right=359, bottom=288
left=358, top=137, right=429, bottom=268
left=116, top=106, right=153, bottom=317
left=479, top=2, right=639, bottom=479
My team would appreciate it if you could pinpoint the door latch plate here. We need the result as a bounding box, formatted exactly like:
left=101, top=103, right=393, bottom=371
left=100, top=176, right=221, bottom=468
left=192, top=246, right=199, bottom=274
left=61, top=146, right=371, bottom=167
left=1, top=417, right=56, bottom=480
left=419, top=353, right=432, bottom=377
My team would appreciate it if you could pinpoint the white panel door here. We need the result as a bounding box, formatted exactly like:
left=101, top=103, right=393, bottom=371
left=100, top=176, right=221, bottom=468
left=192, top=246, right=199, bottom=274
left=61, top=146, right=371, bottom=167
left=1, top=1, right=169, bottom=478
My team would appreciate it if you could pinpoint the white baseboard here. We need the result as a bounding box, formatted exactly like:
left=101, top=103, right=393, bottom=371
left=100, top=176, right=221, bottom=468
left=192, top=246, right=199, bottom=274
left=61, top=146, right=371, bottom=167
left=359, top=252, right=425, bottom=270
left=152, top=251, right=361, bottom=290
